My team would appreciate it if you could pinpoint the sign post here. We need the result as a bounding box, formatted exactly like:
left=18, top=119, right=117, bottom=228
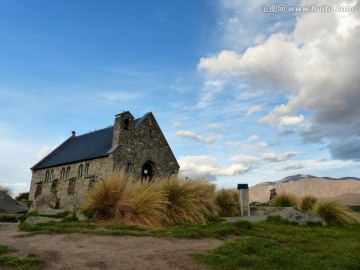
left=237, top=184, right=250, bottom=217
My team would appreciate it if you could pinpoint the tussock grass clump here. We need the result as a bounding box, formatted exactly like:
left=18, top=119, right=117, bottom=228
left=125, top=180, right=169, bottom=226
left=312, top=199, right=358, bottom=226
left=214, top=189, right=239, bottom=217
left=0, top=184, right=11, bottom=196
left=82, top=170, right=133, bottom=220
left=299, top=195, right=318, bottom=212
left=83, top=171, right=217, bottom=226
left=162, top=176, right=216, bottom=224
left=271, top=192, right=298, bottom=207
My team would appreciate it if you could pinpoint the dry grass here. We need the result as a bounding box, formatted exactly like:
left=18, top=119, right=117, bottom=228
left=0, top=185, right=11, bottom=196
left=214, top=188, right=239, bottom=217
left=312, top=199, right=359, bottom=226
left=125, top=180, right=169, bottom=226
left=271, top=192, right=298, bottom=207
left=162, top=176, right=216, bottom=224
left=299, top=195, right=318, bottom=212
left=82, top=171, right=133, bottom=220
left=83, top=172, right=217, bottom=226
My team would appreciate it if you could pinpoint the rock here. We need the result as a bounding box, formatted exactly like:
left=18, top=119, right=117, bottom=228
left=25, top=216, right=62, bottom=224
left=31, top=193, right=59, bottom=210
left=60, top=195, right=85, bottom=211
left=38, top=209, right=67, bottom=216
left=75, top=211, right=88, bottom=221
left=0, top=194, right=29, bottom=214
left=251, top=206, right=286, bottom=216
left=272, top=207, right=325, bottom=225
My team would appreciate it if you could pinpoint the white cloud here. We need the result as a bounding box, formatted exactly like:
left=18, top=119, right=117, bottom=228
left=230, top=151, right=300, bottom=165
left=178, top=155, right=251, bottom=180
left=246, top=105, right=262, bottom=116
left=35, top=146, right=51, bottom=161
left=230, top=155, right=260, bottom=164
left=207, top=123, right=221, bottom=129
left=173, top=121, right=181, bottom=128
left=262, top=152, right=300, bottom=162
left=199, top=0, right=360, bottom=160
left=246, top=134, right=259, bottom=142
left=197, top=80, right=225, bottom=108
left=176, top=130, right=221, bottom=145
left=226, top=141, right=269, bottom=153
left=275, top=162, right=304, bottom=172
left=198, top=50, right=242, bottom=75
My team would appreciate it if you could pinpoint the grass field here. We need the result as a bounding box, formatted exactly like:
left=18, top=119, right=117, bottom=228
left=192, top=219, right=360, bottom=270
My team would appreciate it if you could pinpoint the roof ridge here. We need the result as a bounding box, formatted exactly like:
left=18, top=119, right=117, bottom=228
left=75, top=125, right=113, bottom=138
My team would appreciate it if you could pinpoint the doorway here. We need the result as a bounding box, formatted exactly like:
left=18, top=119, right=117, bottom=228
left=141, top=161, right=155, bottom=181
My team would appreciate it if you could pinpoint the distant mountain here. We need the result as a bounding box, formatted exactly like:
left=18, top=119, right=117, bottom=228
left=250, top=175, right=360, bottom=205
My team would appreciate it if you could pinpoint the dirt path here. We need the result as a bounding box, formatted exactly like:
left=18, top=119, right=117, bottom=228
left=0, top=224, right=223, bottom=270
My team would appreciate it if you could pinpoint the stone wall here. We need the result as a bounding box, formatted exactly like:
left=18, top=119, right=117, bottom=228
left=111, top=112, right=179, bottom=179
left=28, top=157, right=112, bottom=201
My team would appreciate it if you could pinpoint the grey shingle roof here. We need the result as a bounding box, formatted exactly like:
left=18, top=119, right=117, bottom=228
left=32, top=126, right=114, bottom=170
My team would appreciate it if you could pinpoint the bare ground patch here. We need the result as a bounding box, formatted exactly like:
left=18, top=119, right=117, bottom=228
left=0, top=224, right=223, bottom=269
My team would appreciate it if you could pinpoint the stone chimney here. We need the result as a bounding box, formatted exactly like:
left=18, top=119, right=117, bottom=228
left=112, top=111, right=134, bottom=147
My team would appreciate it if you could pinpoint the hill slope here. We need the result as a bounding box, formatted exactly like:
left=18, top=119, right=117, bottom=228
left=249, top=174, right=360, bottom=205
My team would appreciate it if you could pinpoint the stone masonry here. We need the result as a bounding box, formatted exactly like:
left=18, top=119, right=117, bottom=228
left=29, top=111, right=180, bottom=206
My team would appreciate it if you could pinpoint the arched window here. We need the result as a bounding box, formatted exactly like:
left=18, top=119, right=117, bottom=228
left=50, top=170, right=54, bottom=181
left=45, top=170, right=49, bottom=183
left=78, top=164, right=83, bottom=179
left=60, top=168, right=65, bottom=181
left=84, top=163, right=90, bottom=176
left=66, top=167, right=71, bottom=179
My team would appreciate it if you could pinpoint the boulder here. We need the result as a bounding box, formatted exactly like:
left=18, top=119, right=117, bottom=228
left=272, top=207, right=325, bottom=225
left=31, top=193, right=59, bottom=210
left=60, top=195, right=85, bottom=211
left=0, top=194, right=29, bottom=214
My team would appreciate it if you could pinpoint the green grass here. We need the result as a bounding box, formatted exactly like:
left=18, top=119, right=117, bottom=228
left=19, top=219, right=252, bottom=239
left=0, top=244, right=43, bottom=269
left=152, top=222, right=246, bottom=239
left=192, top=221, right=360, bottom=270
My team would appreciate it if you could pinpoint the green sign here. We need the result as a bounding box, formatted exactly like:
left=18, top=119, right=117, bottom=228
left=237, top=184, right=249, bottom=190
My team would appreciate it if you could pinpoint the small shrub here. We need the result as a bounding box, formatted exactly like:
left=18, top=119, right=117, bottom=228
left=0, top=214, right=18, bottom=222
left=300, top=195, right=318, bottom=212
left=214, top=188, right=239, bottom=217
left=312, top=199, right=359, bottom=226
left=15, top=192, right=29, bottom=201
left=271, top=192, right=298, bottom=207
left=0, top=185, right=11, bottom=196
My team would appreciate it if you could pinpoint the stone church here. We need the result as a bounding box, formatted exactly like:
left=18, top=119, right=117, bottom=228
left=29, top=111, right=180, bottom=203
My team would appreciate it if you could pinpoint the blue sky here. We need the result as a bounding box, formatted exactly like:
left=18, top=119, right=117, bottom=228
left=1, top=0, right=360, bottom=196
